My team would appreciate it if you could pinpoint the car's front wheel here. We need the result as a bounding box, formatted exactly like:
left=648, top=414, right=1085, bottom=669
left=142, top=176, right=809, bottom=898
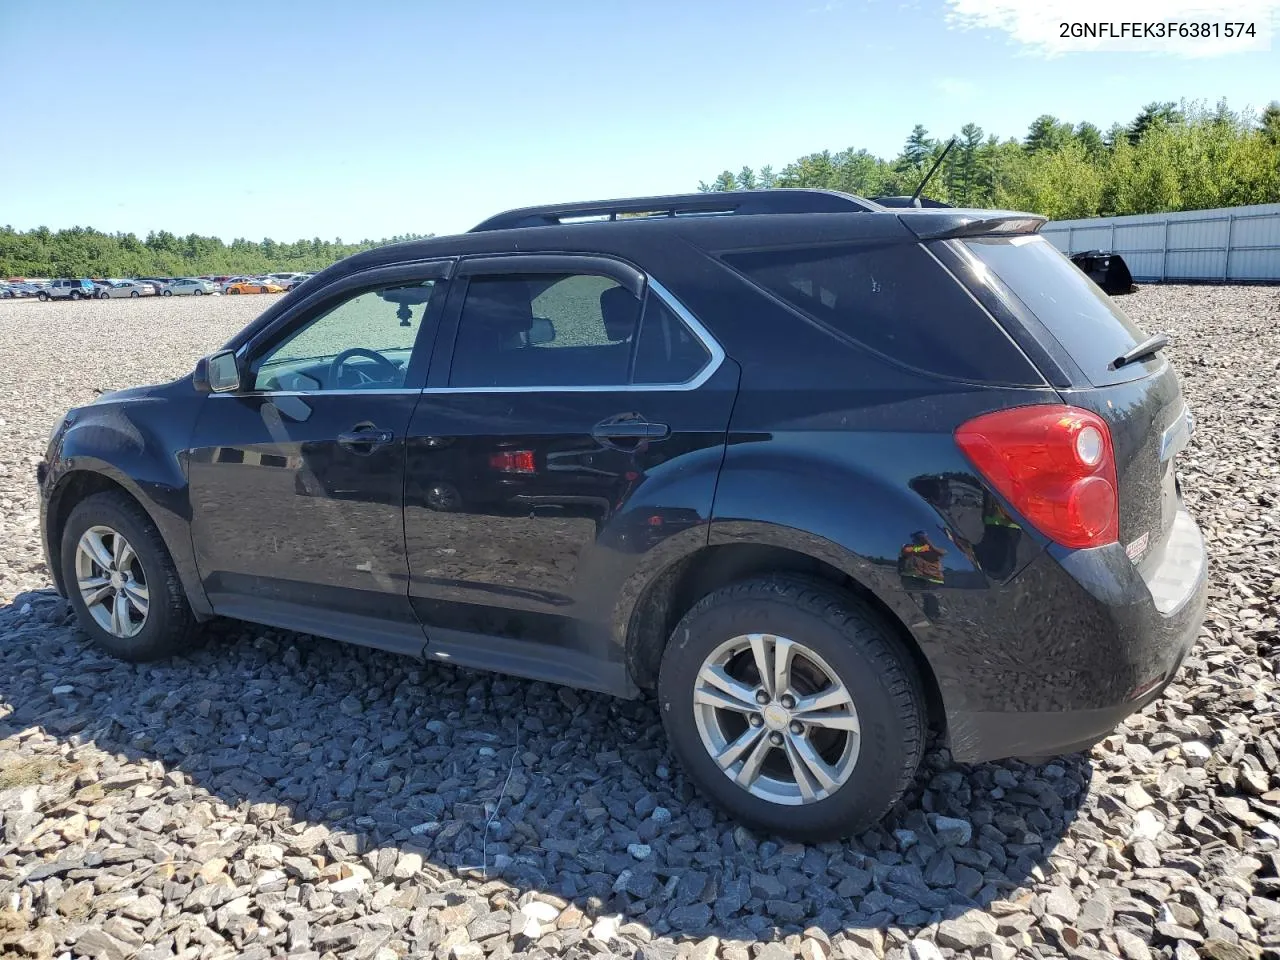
left=162, top=289, right=172, bottom=296
left=61, top=491, right=199, bottom=661
left=658, top=576, right=927, bottom=841
left=37, top=291, right=49, bottom=301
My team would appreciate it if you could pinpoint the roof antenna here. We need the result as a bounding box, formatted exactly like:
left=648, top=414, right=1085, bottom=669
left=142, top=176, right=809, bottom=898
left=910, top=137, right=956, bottom=207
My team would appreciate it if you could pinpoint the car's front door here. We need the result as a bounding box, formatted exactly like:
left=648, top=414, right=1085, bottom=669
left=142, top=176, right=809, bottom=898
left=187, top=260, right=451, bottom=654
left=403, top=256, right=737, bottom=692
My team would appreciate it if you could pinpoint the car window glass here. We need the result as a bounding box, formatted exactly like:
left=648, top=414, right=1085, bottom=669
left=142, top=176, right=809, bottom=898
left=449, top=273, right=637, bottom=388
left=250, top=280, right=436, bottom=392
left=723, top=242, right=1031, bottom=382
left=632, top=293, right=712, bottom=384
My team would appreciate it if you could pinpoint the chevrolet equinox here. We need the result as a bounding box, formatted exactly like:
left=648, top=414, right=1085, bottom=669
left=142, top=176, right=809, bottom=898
left=38, top=190, right=1207, bottom=840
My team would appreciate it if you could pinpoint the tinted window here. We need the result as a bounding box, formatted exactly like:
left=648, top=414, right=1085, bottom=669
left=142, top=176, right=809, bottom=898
left=963, top=236, right=1150, bottom=385
left=723, top=242, right=1033, bottom=382
left=450, top=274, right=637, bottom=387
left=251, top=280, right=435, bottom=391
left=633, top=294, right=712, bottom=384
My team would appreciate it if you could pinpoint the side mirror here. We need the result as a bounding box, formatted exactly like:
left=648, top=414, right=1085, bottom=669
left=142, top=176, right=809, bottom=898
left=528, top=316, right=555, bottom=345
left=194, top=349, right=241, bottom=394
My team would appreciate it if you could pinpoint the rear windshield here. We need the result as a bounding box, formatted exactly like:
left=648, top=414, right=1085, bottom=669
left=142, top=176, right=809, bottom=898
left=962, top=236, right=1153, bottom=385
left=722, top=241, right=1037, bottom=383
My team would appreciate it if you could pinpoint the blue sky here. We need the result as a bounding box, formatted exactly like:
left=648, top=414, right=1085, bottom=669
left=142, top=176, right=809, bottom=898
left=2, top=0, right=1277, bottom=240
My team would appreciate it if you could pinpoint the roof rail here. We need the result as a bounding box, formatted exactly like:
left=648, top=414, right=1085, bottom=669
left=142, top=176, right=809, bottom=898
left=469, top=189, right=881, bottom=232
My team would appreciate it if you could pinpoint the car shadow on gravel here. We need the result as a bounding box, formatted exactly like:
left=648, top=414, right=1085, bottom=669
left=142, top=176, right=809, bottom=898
left=0, top=587, right=1092, bottom=943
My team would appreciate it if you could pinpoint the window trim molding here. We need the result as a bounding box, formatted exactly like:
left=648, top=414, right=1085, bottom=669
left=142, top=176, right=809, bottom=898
left=429, top=277, right=726, bottom=394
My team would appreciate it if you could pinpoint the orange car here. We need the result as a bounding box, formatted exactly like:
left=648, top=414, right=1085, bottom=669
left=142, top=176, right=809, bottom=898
left=225, top=280, right=285, bottom=295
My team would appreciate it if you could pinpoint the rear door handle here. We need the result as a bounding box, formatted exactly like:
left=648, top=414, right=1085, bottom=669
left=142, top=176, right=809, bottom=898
left=592, top=420, right=670, bottom=440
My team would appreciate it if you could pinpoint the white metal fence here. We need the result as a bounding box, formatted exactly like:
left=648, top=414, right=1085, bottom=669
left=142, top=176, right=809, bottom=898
left=1041, top=203, right=1280, bottom=282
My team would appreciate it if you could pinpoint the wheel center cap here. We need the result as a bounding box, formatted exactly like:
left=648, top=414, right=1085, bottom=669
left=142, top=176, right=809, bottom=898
left=763, top=704, right=790, bottom=731
left=110, top=572, right=124, bottom=590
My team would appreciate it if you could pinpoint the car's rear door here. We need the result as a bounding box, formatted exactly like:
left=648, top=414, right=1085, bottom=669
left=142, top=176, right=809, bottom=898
left=403, top=254, right=738, bottom=693
left=186, top=259, right=452, bottom=654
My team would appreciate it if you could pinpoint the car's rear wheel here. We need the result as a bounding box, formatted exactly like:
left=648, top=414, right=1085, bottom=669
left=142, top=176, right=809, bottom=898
left=130, top=290, right=139, bottom=297
left=658, top=576, right=926, bottom=841
left=193, top=289, right=203, bottom=296
left=69, top=291, right=81, bottom=300
left=61, top=491, right=199, bottom=662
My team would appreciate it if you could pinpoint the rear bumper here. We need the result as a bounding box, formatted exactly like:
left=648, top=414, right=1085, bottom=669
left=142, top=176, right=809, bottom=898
left=942, top=506, right=1207, bottom=764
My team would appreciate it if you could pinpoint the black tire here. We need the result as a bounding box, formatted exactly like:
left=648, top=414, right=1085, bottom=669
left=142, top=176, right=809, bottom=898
left=658, top=576, right=926, bottom=841
left=193, top=289, right=203, bottom=296
left=162, top=289, right=172, bottom=296
left=69, top=291, right=81, bottom=300
left=60, top=490, right=199, bottom=662
left=37, top=291, right=48, bottom=301
left=228, top=287, right=240, bottom=294
left=130, top=290, right=139, bottom=298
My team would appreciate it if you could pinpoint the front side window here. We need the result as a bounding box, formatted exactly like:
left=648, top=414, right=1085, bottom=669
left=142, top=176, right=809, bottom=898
left=251, top=280, right=436, bottom=391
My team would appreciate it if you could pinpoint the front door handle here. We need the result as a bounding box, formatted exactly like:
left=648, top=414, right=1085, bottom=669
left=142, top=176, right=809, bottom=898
left=338, top=425, right=395, bottom=454
left=592, top=419, right=670, bottom=441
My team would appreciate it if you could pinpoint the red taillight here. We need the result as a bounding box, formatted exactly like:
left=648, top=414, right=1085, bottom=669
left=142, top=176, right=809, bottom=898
left=955, top=405, right=1118, bottom=550
left=489, top=450, right=535, bottom=474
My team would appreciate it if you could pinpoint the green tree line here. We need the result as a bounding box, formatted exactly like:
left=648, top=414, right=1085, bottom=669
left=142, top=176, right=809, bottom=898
left=0, top=227, right=433, bottom=279
left=699, top=99, right=1280, bottom=219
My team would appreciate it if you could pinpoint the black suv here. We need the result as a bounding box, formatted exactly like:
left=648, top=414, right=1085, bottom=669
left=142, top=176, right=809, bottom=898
left=38, top=190, right=1206, bottom=839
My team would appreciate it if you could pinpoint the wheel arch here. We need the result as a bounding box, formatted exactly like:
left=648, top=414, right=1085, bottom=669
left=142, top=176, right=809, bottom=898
left=621, top=537, right=947, bottom=735
left=44, top=459, right=211, bottom=618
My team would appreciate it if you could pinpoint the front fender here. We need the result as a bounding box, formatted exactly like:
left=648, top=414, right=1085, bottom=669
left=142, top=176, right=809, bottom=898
left=44, top=395, right=210, bottom=615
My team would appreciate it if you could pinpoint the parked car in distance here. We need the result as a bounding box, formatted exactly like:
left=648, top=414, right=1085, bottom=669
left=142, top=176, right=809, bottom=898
left=282, top=274, right=313, bottom=291
left=95, top=280, right=154, bottom=298
left=37, top=189, right=1207, bottom=841
left=225, top=280, right=284, bottom=295
left=38, top=279, right=97, bottom=301
left=132, top=279, right=168, bottom=295
left=165, top=278, right=217, bottom=296
left=219, top=276, right=253, bottom=293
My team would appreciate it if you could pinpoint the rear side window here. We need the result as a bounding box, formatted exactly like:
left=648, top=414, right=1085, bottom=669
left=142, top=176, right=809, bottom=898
left=722, top=242, right=1033, bottom=382
left=450, top=273, right=635, bottom=387
left=962, top=236, right=1150, bottom=386
left=633, top=295, right=711, bottom=384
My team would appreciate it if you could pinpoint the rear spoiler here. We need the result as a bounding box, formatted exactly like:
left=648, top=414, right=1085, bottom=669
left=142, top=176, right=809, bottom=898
left=895, top=210, right=1048, bottom=240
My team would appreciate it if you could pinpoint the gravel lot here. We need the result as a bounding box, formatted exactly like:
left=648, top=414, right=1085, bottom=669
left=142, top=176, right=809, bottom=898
left=0, top=287, right=1277, bottom=960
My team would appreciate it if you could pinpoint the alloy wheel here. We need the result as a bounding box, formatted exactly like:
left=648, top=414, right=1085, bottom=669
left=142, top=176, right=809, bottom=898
left=692, top=632, right=860, bottom=805
left=74, top=525, right=149, bottom=638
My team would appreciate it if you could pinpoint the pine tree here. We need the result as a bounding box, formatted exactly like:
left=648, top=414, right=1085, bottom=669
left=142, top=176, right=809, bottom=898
left=1261, top=101, right=1280, bottom=145
left=1074, top=122, right=1105, bottom=160
left=1025, top=115, right=1071, bottom=154
left=956, top=123, right=984, bottom=205
left=898, top=125, right=933, bottom=170
left=738, top=166, right=758, bottom=190
left=1128, top=101, right=1183, bottom=145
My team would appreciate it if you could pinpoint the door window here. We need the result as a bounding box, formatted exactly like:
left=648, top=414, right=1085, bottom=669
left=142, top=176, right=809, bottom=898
left=250, top=280, right=437, bottom=392
left=448, top=271, right=715, bottom=389
left=449, top=273, right=637, bottom=388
